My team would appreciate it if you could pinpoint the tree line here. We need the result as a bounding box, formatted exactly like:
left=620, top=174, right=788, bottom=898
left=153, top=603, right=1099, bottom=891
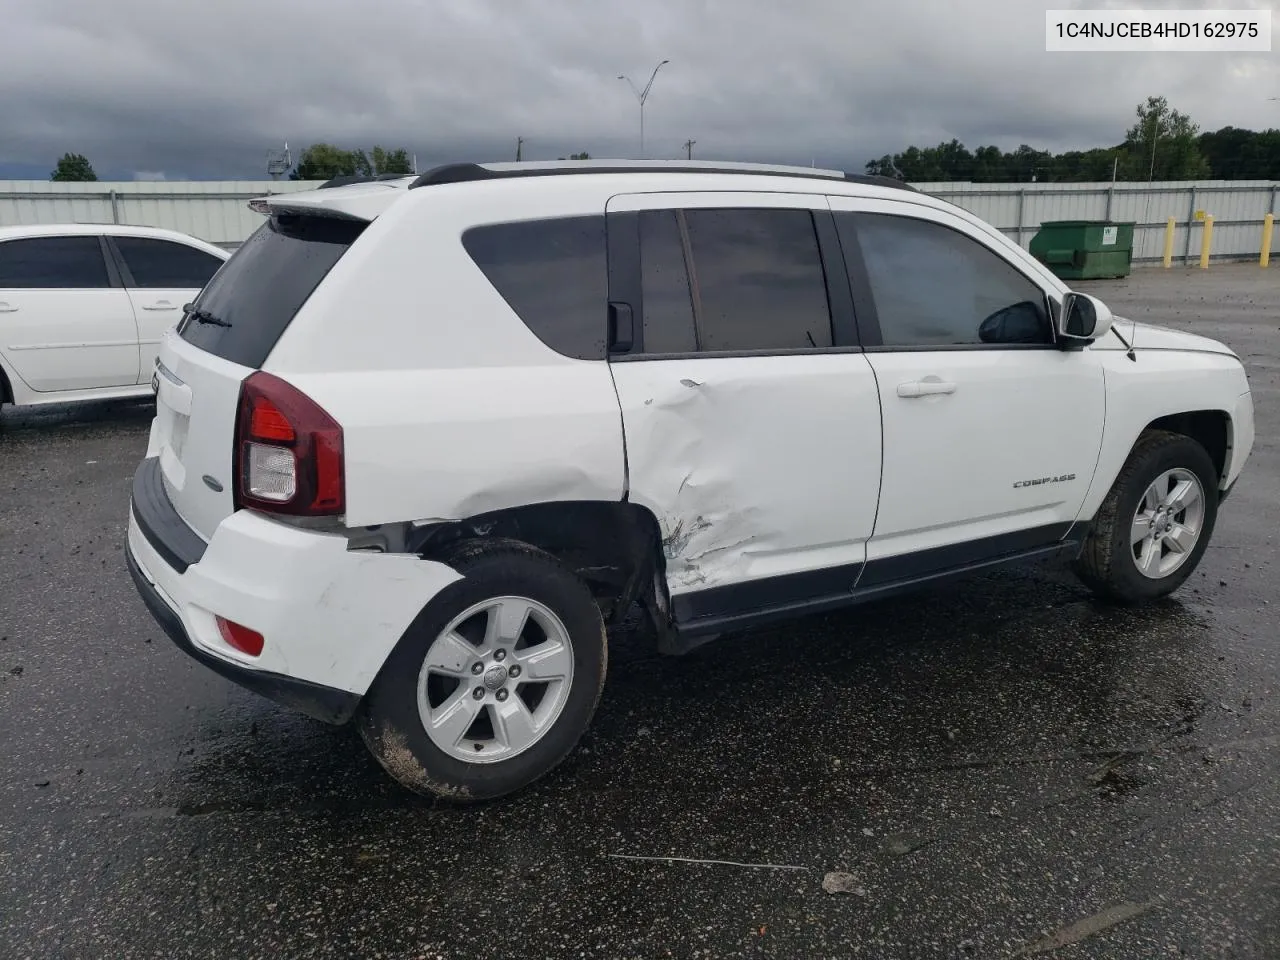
left=44, top=144, right=419, bottom=182
left=43, top=96, right=1280, bottom=184
left=289, top=144, right=414, bottom=179
left=865, top=96, right=1280, bottom=183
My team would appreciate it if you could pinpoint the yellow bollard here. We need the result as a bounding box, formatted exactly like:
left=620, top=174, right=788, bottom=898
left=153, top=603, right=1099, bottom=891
left=1199, top=215, right=1214, bottom=269
left=1162, top=217, right=1176, bottom=268
left=1263, top=214, right=1275, bottom=268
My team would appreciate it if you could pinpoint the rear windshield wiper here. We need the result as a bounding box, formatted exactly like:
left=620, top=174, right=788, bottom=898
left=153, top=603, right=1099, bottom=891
left=182, top=303, right=231, bottom=328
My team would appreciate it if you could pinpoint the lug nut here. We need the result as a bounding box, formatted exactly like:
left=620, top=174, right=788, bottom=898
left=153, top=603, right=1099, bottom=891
left=473, top=687, right=485, bottom=700
left=494, top=649, right=507, bottom=662
left=509, top=665, right=521, bottom=678
left=496, top=689, right=509, bottom=702
left=471, top=662, right=483, bottom=675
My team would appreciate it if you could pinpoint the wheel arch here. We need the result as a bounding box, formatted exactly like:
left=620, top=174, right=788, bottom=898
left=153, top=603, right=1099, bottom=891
left=0, top=358, right=13, bottom=405
left=409, top=499, right=673, bottom=640
left=1143, top=409, right=1231, bottom=485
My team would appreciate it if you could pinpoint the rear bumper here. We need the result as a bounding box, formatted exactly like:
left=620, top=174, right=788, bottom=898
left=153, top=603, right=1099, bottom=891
left=126, top=546, right=361, bottom=724
left=125, top=457, right=463, bottom=722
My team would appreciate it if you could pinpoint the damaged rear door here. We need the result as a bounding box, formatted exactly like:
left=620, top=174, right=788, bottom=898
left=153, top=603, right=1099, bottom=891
left=604, top=191, right=883, bottom=631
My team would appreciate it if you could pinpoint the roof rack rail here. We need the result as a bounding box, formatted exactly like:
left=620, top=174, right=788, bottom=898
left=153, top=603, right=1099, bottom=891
left=317, top=173, right=414, bottom=190
left=408, top=161, right=917, bottom=193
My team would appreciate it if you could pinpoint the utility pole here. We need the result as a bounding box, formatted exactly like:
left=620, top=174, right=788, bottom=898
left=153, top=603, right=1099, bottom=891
left=618, top=59, right=670, bottom=158
left=683, top=139, right=695, bottom=160
left=516, top=137, right=524, bottom=162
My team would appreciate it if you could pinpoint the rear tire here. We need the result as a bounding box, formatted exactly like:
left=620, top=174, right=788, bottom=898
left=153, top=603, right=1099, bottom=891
left=0, top=366, right=11, bottom=419
left=1074, top=430, right=1219, bottom=603
left=357, top=539, right=607, bottom=802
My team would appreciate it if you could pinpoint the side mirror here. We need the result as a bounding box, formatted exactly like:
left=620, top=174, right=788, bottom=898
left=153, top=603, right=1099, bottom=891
left=1057, top=292, right=1114, bottom=345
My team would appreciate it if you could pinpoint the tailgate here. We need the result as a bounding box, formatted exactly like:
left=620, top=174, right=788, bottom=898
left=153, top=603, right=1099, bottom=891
left=146, top=207, right=369, bottom=542
left=149, top=330, right=250, bottom=541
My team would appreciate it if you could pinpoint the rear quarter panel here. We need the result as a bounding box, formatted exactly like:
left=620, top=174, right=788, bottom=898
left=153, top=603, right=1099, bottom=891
left=265, top=182, right=626, bottom=527
left=283, top=365, right=625, bottom=528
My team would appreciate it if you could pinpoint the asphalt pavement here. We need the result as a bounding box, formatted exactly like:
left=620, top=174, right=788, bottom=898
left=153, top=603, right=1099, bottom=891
left=2, top=264, right=1278, bottom=959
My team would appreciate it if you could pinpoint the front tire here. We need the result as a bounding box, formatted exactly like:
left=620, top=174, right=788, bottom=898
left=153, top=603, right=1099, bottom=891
left=1074, top=430, right=1219, bottom=603
left=358, top=540, right=607, bottom=802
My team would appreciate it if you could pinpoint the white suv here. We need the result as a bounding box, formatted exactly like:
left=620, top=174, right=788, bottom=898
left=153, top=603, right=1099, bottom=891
left=124, top=161, right=1255, bottom=801
left=0, top=224, right=227, bottom=409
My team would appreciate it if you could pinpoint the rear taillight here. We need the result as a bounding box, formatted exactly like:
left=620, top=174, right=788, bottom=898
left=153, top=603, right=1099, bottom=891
left=233, top=371, right=344, bottom=516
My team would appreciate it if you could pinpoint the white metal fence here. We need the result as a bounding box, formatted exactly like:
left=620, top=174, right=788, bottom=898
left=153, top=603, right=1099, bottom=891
left=2, top=178, right=1277, bottom=262
left=916, top=179, right=1280, bottom=264
left=0, top=180, right=319, bottom=251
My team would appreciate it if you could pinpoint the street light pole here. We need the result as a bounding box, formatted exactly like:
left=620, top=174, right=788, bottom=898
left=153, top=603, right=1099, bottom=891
left=618, top=59, right=669, bottom=158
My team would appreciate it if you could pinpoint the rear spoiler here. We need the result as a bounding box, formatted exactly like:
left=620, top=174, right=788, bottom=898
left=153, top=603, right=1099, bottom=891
left=248, top=177, right=413, bottom=221
left=317, top=173, right=412, bottom=189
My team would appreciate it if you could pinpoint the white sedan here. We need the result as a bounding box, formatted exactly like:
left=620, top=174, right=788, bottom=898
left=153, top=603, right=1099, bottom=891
left=0, top=223, right=229, bottom=409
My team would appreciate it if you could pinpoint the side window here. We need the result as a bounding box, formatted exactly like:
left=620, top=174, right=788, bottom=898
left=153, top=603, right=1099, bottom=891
left=638, top=210, right=697, bottom=353
left=0, top=236, right=110, bottom=289
left=114, top=237, right=223, bottom=288
left=683, top=208, right=832, bottom=352
left=838, top=212, right=1051, bottom=347
left=462, top=216, right=608, bottom=360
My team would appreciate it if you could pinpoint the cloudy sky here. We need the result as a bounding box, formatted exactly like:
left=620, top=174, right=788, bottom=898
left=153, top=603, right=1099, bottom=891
left=1, top=0, right=1277, bottom=180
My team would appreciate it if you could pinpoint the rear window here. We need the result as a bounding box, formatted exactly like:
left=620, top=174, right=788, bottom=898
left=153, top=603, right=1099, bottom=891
left=177, top=214, right=364, bottom=368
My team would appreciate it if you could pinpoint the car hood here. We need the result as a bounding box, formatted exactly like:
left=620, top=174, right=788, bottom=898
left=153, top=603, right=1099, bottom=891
left=1096, top=318, right=1238, bottom=359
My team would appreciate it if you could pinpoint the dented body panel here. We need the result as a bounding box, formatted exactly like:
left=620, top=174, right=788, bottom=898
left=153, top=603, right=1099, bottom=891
left=609, top=353, right=883, bottom=595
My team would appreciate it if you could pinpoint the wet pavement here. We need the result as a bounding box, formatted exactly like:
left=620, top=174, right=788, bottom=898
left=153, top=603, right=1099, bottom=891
left=2, top=265, right=1278, bottom=959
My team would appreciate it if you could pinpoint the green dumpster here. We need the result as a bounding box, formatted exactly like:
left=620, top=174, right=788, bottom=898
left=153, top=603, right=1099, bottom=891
left=1029, top=220, right=1135, bottom=280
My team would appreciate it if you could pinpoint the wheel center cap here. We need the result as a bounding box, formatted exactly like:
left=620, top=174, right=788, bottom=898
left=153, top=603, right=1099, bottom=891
left=483, top=665, right=508, bottom=690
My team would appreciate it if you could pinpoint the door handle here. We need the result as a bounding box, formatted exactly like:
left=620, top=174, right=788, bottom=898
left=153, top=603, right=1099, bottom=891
left=0, top=302, right=17, bottom=313
left=897, top=380, right=957, bottom=398
left=142, top=300, right=176, bottom=311
left=608, top=301, right=634, bottom=352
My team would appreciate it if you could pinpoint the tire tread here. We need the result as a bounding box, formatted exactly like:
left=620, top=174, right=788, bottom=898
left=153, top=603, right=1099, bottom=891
left=1074, top=429, right=1218, bottom=602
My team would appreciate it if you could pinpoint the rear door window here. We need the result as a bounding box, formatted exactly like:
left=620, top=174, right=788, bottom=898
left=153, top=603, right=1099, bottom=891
left=177, top=214, right=365, bottom=368
left=113, top=237, right=224, bottom=288
left=462, top=216, right=608, bottom=360
left=628, top=207, right=834, bottom=355
left=684, top=208, right=832, bottom=352
left=0, top=236, right=110, bottom=288
left=638, top=210, right=698, bottom=354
